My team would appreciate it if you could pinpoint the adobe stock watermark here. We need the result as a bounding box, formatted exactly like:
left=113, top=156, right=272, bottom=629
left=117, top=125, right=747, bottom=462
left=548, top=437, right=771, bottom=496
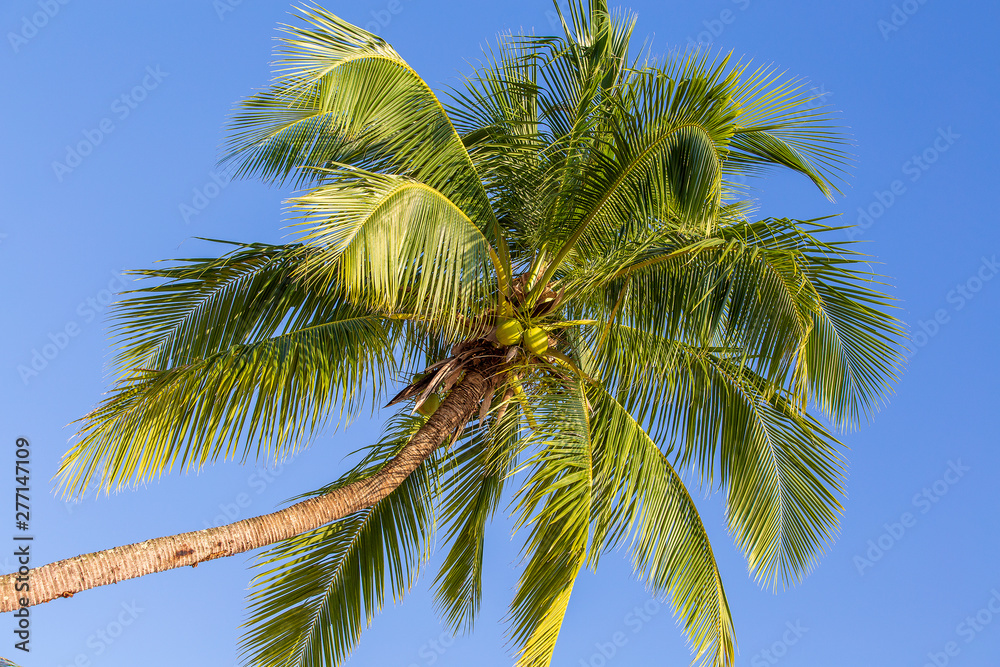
left=749, top=620, right=809, bottom=667
left=179, top=171, right=232, bottom=224
left=920, top=588, right=1000, bottom=667
left=878, top=0, right=932, bottom=41
left=51, top=65, right=169, bottom=182
left=802, top=83, right=834, bottom=112
left=907, top=255, right=999, bottom=360
left=54, top=600, right=144, bottom=667
left=201, top=453, right=299, bottom=529
left=213, top=0, right=243, bottom=21
left=577, top=598, right=663, bottom=666
left=406, top=629, right=457, bottom=667
left=685, top=0, right=753, bottom=49
left=360, top=0, right=414, bottom=36
left=7, top=0, right=71, bottom=54
left=847, top=127, right=960, bottom=241
left=854, top=460, right=969, bottom=575
left=16, top=271, right=128, bottom=385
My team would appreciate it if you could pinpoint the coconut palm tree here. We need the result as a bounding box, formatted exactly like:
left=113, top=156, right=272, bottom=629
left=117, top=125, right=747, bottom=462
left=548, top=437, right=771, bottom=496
left=0, top=2, right=903, bottom=665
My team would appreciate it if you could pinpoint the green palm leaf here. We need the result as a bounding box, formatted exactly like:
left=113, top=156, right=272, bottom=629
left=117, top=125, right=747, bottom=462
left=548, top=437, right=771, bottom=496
left=509, top=380, right=592, bottom=666
left=433, top=393, right=523, bottom=633
left=109, top=241, right=336, bottom=373
left=580, top=318, right=848, bottom=588
left=223, top=4, right=510, bottom=275
left=708, top=357, right=846, bottom=587
left=586, top=382, right=735, bottom=667
left=239, top=415, right=437, bottom=666
left=289, top=167, right=500, bottom=338
left=59, top=303, right=394, bottom=497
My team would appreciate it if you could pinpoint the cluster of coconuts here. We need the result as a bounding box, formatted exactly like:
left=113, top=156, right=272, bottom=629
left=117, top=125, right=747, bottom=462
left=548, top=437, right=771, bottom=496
left=496, top=318, right=548, bottom=356
left=417, top=311, right=550, bottom=419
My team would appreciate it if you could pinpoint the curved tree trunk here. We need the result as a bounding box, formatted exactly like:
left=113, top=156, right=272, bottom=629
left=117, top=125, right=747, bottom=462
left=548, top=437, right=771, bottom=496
left=0, top=356, right=505, bottom=612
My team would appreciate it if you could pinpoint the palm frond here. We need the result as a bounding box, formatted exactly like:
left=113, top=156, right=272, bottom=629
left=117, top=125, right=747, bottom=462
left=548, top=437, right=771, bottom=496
left=238, top=415, right=436, bottom=667
left=572, top=217, right=903, bottom=425
left=433, top=394, right=523, bottom=633
left=223, top=4, right=510, bottom=275
left=586, top=383, right=735, bottom=667
left=725, top=61, right=850, bottom=199
left=289, top=168, right=499, bottom=339
left=508, top=379, right=592, bottom=666
left=109, top=241, right=335, bottom=374
left=707, top=357, right=846, bottom=588
left=795, top=227, right=905, bottom=426
left=602, top=332, right=846, bottom=589
left=59, top=307, right=394, bottom=497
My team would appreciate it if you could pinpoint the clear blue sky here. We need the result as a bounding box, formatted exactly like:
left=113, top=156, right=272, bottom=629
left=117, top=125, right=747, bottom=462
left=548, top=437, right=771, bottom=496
left=1, top=1, right=998, bottom=665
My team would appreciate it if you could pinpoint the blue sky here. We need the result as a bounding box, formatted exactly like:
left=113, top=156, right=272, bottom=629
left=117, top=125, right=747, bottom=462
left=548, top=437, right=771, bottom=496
left=1, top=1, right=998, bottom=665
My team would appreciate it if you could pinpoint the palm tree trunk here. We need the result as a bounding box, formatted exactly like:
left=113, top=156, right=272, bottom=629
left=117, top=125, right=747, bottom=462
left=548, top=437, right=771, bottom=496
left=0, top=355, right=506, bottom=612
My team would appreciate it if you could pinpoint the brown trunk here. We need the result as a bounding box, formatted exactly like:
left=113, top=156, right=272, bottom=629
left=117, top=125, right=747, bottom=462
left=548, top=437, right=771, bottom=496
left=0, top=355, right=505, bottom=613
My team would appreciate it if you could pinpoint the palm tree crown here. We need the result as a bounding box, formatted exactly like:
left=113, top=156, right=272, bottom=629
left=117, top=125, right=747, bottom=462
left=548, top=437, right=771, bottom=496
left=57, top=2, right=903, bottom=665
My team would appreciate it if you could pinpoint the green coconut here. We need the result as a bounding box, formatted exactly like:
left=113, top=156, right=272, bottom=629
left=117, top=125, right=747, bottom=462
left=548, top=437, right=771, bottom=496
left=496, top=319, right=523, bottom=346
left=417, top=393, right=441, bottom=417
left=524, top=327, right=549, bottom=355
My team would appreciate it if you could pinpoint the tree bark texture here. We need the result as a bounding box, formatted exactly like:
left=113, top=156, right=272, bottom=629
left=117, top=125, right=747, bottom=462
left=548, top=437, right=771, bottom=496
left=0, top=355, right=505, bottom=612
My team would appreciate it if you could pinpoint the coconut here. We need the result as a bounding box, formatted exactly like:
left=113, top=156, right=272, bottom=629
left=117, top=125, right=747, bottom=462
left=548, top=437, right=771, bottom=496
left=496, top=319, right=523, bottom=346
left=524, top=327, right=549, bottom=355
left=417, top=394, right=441, bottom=417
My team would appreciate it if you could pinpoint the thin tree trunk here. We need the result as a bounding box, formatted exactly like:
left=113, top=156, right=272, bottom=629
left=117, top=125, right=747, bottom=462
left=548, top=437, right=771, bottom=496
left=0, top=356, right=505, bottom=612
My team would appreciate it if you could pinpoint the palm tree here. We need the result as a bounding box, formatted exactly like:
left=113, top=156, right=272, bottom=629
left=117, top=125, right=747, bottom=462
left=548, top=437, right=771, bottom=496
left=0, top=2, right=903, bottom=665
